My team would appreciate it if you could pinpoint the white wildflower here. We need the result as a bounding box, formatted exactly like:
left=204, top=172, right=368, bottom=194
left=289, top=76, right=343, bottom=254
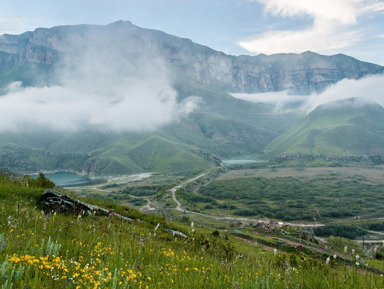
left=326, top=257, right=330, bottom=264
left=333, top=254, right=337, bottom=259
left=274, top=248, right=277, bottom=256
left=344, top=246, right=348, bottom=253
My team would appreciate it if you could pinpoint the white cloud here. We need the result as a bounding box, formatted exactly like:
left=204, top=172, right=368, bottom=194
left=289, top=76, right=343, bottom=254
left=231, top=90, right=307, bottom=104
left=359, top=2, right=384, bottom=13
left=0, top=32, right=199, bottom=133
left=231, top=90, right=308, bottom=113
left=257, top=0, right=357, bottom=24
left=238, top=22, right=358, bottom=54
left=239, top=0, right=382, bottom=54
left=231, top=74, right=384, bottom=115
left=0, top=82, right=198, bottom=133
left=302, top=74, right=384, bottom=112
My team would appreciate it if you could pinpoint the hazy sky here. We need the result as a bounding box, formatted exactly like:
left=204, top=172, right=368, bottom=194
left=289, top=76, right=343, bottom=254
left=1, top=0, right=384, bottom=65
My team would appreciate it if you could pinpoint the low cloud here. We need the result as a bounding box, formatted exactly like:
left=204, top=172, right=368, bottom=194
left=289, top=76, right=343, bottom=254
left=231, top=74, right=384, bottom=114
left=302, top=74, right=384, bottom=112
left=0, top=30, right=199, bottom=133
left=231, top=90, right=307, bottom=107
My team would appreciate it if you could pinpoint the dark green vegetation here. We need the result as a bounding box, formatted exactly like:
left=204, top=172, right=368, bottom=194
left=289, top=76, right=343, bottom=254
left=184, top=166, right=384, bottom=222
left=2, top=172, right=384, bottom=288
left=314, top=224, right=367, bottom=239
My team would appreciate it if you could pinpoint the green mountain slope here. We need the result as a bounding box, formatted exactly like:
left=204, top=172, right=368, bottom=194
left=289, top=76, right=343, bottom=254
left=265, top=98, right=384, bottom=157
left=0, top=74, right=291, bottom=174
left=3, top=22, right=384, bottom=174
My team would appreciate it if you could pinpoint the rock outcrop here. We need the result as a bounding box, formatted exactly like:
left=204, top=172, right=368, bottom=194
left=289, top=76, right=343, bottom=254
left=40, top=189, right=132, bottom=222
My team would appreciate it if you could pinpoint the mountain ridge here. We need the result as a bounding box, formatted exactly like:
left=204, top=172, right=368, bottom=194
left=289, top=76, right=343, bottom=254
left=0, top=21, right=383, bottom=174
left=0, top=20, right=383, bottom=94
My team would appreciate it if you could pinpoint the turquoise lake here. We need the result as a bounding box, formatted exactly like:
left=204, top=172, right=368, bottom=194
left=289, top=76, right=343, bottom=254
left=31, top=172, right=104, bottom=187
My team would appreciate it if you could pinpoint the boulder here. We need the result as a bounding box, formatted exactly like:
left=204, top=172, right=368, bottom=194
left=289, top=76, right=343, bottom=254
left=40, top=189, right=132, bottom=222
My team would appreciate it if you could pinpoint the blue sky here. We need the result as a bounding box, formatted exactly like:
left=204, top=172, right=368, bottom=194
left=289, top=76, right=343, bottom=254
left=1, top=0, right=384, bottom=65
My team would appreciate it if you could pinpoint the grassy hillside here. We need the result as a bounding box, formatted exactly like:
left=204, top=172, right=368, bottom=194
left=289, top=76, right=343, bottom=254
left=265, top=98, right=384, bottom=158
left=1, top=172, right=384, bottom=288
left=0, top=131, right=216, bottom=175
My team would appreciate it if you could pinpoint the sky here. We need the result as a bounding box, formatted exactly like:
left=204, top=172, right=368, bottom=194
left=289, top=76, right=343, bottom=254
left=1, top=0, right=384, bottom=65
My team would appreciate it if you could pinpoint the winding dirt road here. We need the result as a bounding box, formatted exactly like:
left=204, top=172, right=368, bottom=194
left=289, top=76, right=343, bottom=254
left=138, top=172, right=324, bottom=228
left=171, top=173, right=205, bottom=211
left=140, top=198, right=156, bottom=212
left=167, top=173, right=322, bottom=227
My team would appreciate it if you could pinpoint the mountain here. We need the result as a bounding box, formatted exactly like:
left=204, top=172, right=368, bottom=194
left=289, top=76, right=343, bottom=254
left=0, top=21, right=383, bottom=174
left=0, top=78, right=288, bottom=175
left=0, top=20, right=383, bottom=94
left=265, top=98, right=384, bottom=158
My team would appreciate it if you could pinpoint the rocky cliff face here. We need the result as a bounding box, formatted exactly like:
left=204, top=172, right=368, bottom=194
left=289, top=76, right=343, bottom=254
left=0, top=20, right=383, bottom=94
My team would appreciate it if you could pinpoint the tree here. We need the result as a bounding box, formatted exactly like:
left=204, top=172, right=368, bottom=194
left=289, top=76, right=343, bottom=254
left=36, top=173, right=55, bottom=189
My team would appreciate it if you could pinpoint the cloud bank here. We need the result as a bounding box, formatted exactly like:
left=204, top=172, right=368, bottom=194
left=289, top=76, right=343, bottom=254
left=231, top=73, right=384, bottom=114
left=239, top=0, right=384, bottom=55
left=0, top=32, right=199, bottom=133
left=303, top=74, right=384, bottom=112
left=231, top=90, right=307, bottom=112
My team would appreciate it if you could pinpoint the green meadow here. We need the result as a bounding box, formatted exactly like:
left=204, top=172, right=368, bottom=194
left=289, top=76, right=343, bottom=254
left=1, top=171, right=384, bottom=288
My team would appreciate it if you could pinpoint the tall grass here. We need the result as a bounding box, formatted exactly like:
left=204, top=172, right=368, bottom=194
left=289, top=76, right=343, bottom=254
left=0, top=176, right=383, bottom=288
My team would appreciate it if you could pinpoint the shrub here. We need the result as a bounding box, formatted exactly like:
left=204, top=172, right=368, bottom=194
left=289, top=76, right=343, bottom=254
left=314, top=224, right=367, bottom=239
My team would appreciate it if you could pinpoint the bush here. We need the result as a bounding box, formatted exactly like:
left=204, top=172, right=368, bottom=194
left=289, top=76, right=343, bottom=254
left=234, top=209, right=257, bottom=216
left=23, top=173, right=55, bottom=189
left=314, top=224, right=367, bottom=239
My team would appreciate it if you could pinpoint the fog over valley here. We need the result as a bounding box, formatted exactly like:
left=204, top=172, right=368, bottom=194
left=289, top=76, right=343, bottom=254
left=0, top=33, right=200, bottom=133
left=232, top=73, right=384, bottom=114
left=0, top=20, right=383, bottom=175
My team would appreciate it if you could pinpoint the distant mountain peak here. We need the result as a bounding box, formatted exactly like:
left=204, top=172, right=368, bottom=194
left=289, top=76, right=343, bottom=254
left=0, top=21, right=383, bottom=95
